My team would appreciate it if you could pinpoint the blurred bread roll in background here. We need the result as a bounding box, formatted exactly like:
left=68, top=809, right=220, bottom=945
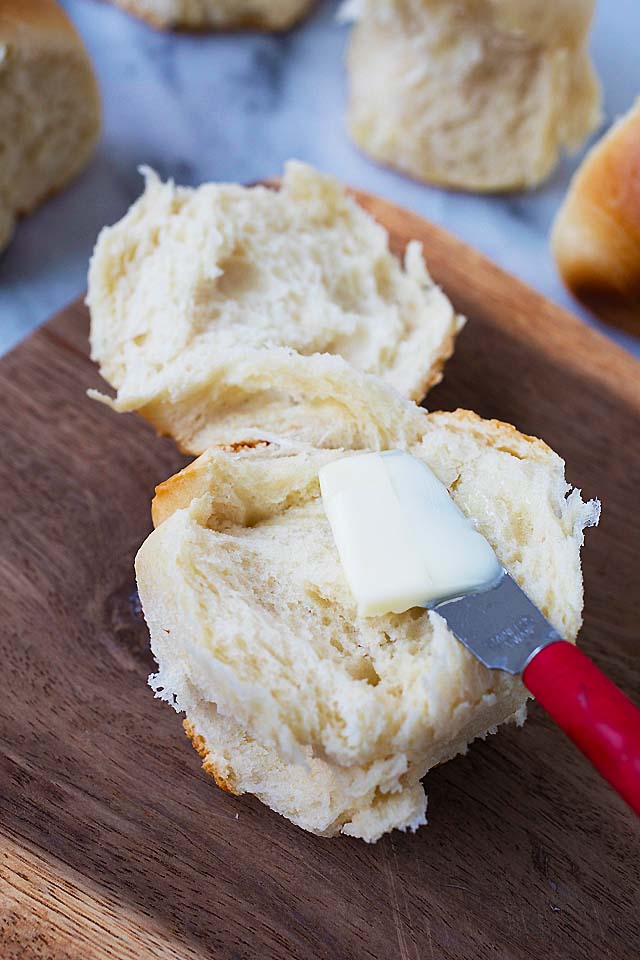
left=344, top=0, right=601, bottom=192
left=552, top=100, right=640, bottom=331
left=108, top=0, right=315, bottom=30
left=0, top=0, right=100, bottom=254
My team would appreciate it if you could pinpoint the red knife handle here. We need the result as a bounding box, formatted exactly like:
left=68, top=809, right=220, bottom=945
left=522, top=640, right=640, bottom=815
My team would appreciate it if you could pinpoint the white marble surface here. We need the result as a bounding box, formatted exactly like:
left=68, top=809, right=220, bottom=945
left=1, top=0, right=639, bottom=357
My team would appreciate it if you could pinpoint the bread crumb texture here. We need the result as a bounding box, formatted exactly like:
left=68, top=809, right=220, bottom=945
left=88, top=161, right=462, bottom=452
left=137, top=409, right=599, bottom=841
left=344, top=0, right=601, bottom=191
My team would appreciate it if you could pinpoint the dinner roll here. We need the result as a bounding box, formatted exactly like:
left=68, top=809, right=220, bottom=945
left=0, top=0, right=100, bottom=254
left=137, top=409, right=599, bottom=840
left=552, top=99, right=640, bottom=331
left=344, top=0, right=601, bottom=192
left=88, top=162, right=462, bottom=453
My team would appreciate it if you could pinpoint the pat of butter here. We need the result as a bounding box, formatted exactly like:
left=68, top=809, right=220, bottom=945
left=319, top=451, right=502, bottom=617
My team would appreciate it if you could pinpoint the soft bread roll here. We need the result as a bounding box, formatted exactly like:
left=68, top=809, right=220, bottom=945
left=0, top=0, right=100, bottom=253
left=343, top=0, right=601, bottom=192
left=88, top=162, right=462, bottom=452
left=137, top=409, right=599, bottom=841
left=108, top=0, right=314, bottom=31
left=551, top=100, right=640, bottom=330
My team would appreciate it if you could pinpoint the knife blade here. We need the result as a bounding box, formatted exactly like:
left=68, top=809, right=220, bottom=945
left=429, top=569, right=561, bottom=675
left=431, top=570, right=640, bottom=816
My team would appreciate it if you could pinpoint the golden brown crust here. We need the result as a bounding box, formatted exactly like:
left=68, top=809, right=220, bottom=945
left=409, top=313, right=461, bottom=402
left=184, top=719, right=240, bottom=795
left=428, top=409, right=555, bottom=460
left=153, top=460, right=210, bottom=528
left=152, top=409, right=555, bottom=529
left=0, top=0, right=80, bottom=40
left=152, top=438, right=273, bottom=527
left=551, top=99, right=640, bottom=331
left=108, top=0, right=314, bottom=32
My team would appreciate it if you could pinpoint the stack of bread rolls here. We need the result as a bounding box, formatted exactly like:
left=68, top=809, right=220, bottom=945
left=87, top=163, right=599, bottom=840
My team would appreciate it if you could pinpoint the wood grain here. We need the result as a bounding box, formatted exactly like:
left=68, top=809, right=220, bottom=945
left=1, top=194, right=639, bottom=960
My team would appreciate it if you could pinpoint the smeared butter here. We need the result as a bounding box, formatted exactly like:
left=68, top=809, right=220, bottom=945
left=319, top=451, right=502, bottom=617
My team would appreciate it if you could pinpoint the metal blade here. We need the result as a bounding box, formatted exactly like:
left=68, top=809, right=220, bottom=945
left=429, top=570, right=562, bottom=675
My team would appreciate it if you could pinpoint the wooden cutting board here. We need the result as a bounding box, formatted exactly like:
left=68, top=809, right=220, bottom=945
left=1, top=192, right=639, bottom=960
